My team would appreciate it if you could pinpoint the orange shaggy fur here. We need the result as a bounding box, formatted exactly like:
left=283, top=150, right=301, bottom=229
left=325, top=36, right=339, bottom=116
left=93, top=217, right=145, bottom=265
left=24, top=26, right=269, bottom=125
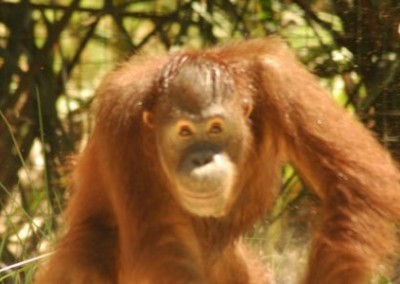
left=35, top=37, right=400, bottom=284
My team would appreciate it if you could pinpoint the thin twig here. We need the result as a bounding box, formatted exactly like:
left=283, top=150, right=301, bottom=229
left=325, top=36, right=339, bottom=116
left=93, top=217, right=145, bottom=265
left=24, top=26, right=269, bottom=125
left=0, top=252, right=53, bottom=273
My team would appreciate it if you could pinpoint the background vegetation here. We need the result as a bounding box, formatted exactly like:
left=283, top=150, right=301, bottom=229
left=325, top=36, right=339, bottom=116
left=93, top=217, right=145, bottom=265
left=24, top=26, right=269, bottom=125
left=0, top=0, right=399, bottom=283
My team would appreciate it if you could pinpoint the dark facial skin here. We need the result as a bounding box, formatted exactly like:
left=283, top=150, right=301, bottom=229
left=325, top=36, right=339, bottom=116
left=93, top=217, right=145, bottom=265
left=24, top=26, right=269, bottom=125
left=143, top=57, right=252, bottom=217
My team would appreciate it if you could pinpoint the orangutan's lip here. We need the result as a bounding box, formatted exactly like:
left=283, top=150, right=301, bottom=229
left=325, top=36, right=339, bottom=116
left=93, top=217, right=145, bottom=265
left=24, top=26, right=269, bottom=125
left=184, top=190, right=220, bottom=200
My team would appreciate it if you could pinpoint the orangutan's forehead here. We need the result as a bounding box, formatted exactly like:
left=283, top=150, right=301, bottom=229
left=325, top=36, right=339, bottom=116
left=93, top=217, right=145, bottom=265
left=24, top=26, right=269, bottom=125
left=157, top=54, right=236, bottom=113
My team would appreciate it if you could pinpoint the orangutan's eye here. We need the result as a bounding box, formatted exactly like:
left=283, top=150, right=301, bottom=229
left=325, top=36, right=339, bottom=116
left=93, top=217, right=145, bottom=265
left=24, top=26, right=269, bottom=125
left=207, top=118, right=225, bottom=135
left=176, top=120, right=195, bottom=138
